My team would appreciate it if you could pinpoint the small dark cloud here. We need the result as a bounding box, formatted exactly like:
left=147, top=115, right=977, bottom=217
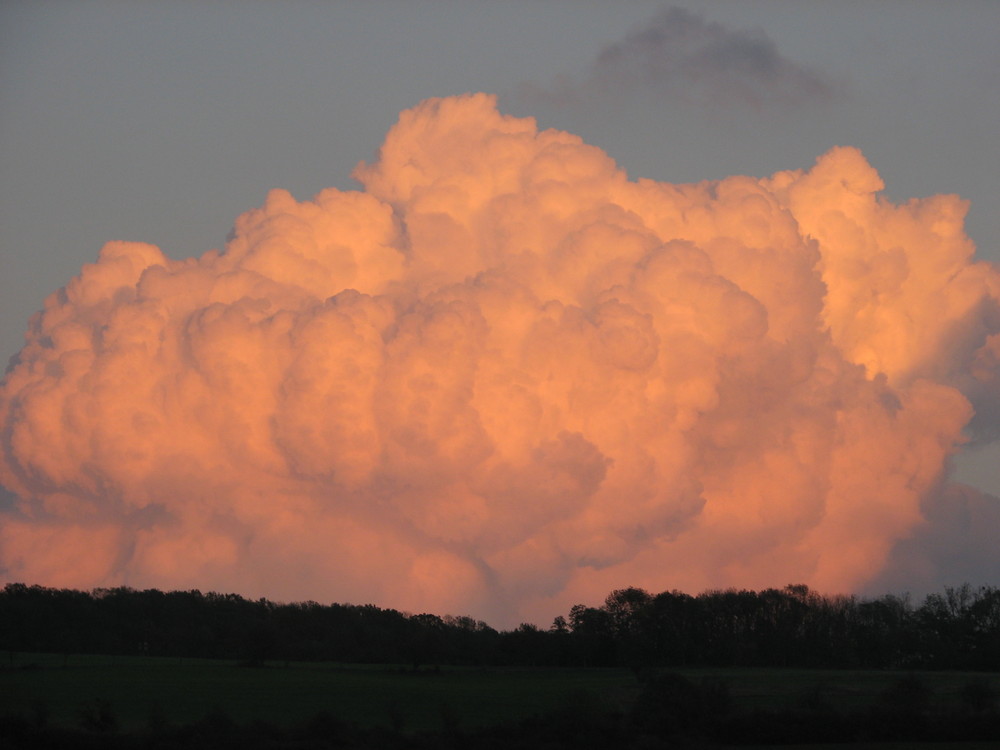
left=528, top=6, right=837, bottom=110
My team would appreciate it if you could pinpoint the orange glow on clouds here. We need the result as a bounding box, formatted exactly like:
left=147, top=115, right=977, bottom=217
left=1, top=94, right=997, bottom=626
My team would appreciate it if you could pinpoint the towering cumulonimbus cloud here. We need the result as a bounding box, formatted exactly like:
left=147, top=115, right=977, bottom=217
left=1, top=93, right=998, bottom=626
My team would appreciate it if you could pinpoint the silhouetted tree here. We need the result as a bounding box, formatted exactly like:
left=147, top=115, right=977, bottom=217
left=568, top=604, right=616, bottom=666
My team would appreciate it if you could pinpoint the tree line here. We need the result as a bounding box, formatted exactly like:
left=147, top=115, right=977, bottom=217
left=2, top=581, right=999, bottom=670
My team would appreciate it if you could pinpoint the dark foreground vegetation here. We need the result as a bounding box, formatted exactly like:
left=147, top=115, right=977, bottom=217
left=3, top=581, right=999, bottom=670
left=1, top=655, right=999, bottom=748
left=2, top=582, right=1000, bottom=746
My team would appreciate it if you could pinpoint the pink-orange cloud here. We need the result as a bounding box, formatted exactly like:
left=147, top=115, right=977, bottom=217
left=1, top=93, right=997, bottom=626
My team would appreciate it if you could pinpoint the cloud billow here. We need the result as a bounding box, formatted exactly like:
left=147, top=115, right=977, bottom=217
left=0, top=93, right=996, bottom=626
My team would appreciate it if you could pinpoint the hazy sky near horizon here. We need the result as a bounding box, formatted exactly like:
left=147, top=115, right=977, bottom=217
left=1, top=1, right=998, bottom=620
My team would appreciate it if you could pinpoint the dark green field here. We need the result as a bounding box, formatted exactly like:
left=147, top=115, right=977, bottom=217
left=2, top=652, right=636, bottom=732
left=1, top=651, right=997, bottom=739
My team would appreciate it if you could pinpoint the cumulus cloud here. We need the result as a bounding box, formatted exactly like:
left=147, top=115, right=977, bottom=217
left=534, top=6, right=835, bottom=109
left=1, top=93, right=997, bottom=626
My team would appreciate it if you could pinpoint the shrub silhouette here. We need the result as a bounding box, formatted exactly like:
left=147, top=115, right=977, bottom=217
left=77, top=698, right=117, bottom=733
left=630, top=671, right=728, bottom=738
left=871, top=675, right=933, bottom=740
left=878, top=675, right=931, bottom=715
left=960, top=677, right=998, bottom=713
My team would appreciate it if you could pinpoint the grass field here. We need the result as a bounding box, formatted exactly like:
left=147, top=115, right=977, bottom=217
left=672, top=664, right=996, bottom=713
left=0, top=652, right=637, bottom=732
left=1, top=651, right=997, bottom=738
